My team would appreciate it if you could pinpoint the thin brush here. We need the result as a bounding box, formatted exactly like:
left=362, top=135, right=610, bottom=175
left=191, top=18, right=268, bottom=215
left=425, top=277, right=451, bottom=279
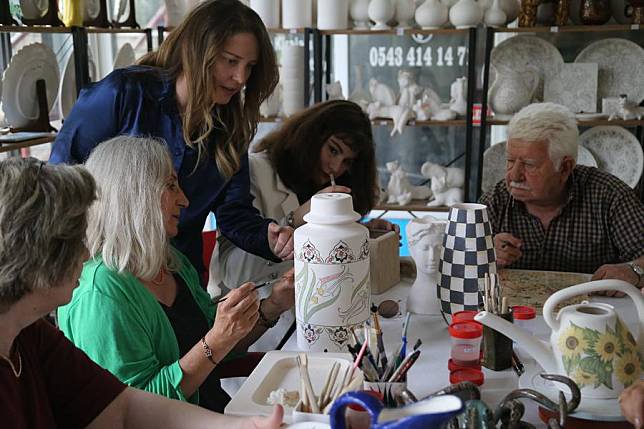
left=216, top=279, right=278, bottom=303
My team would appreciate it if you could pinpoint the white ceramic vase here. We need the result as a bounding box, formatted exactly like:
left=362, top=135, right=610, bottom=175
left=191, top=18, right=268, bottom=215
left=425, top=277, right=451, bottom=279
left=294, top=193, right=371, bottom=352
left=484, top=0, right=507, bottom=26
left=395, top=0, right=416, bottom=27
left=448, top=0, right=482, bottom=27
left=282, top=0, right=312, bottom=28
left=350, top=0, right=371, bottom=28
left=368, top=0, right=395, bottom=29
left=318, top=0, right=350, bottom=29
left=250, top=0, right=281, bottom=28
left=415, top=0, right=448, bottom=28
left=499, top=0, right=520, bottom=22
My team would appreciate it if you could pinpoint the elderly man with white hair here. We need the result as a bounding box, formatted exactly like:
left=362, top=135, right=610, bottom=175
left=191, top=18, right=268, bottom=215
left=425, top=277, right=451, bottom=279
left=480, top=103, right=644, bottom=295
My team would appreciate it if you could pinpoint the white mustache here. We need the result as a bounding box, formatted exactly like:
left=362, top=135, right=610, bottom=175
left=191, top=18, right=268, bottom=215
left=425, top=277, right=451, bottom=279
left=509, top=181, right=531, bottom=190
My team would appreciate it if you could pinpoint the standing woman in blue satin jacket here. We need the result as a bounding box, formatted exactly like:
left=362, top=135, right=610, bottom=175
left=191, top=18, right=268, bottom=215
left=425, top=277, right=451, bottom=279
left=49, top=0, right=294, bottom=278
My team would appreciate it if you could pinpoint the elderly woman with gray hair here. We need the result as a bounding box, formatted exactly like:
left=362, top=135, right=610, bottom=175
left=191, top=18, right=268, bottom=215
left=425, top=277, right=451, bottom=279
left=58, top=136, right=295, bottom=413
left=0, top=157, right=283, bottom=428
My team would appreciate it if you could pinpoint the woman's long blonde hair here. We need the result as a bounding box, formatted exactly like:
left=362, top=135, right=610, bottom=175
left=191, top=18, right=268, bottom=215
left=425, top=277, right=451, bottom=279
left=138, top=0, right=278, bottom=178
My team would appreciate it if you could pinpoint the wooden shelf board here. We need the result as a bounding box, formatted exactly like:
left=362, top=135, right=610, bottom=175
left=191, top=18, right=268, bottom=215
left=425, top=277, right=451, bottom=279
left=375, top=201, right=449, bottom=212
left=86, top=27, right=149, bottom=34
left=371, top=118, right=467, bottom=127
left=486, top=118, right=644, bottom=127
left=0, top=25, right=71, bottom=34
left=319, top=27, right=470, bottom=36
left=268, top=28, right=306, bottom=34
left=0, top=135, right=56, bottom=154
left=493, top=24, right=641, bottom=33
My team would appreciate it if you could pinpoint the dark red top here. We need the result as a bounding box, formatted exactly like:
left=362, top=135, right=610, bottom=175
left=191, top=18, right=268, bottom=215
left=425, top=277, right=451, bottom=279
left=0, top=319, right=126, bottom=428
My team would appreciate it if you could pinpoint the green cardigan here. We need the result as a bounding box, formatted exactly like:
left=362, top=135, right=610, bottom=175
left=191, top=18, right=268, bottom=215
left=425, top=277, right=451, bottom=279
left=58, top=249, right=216, bottom=405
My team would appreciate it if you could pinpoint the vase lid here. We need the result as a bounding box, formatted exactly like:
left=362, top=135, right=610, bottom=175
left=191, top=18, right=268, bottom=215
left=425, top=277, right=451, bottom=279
left=303, top=193, right=361, bottom=224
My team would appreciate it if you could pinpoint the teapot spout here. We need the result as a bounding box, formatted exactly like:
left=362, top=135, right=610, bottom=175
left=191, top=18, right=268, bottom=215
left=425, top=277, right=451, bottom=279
left=475, top=311, right=558, bottom=373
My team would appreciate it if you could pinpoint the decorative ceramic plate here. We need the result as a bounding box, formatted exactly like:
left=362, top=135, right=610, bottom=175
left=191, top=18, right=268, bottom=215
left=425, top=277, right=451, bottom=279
left=578, top=126, right=644, bottom=188
left=20, top=0, right=48, bottom=19
left=58, top=53, right=98, bottom=119
left=225, top=351, right=353, bottom=422
left=490, top=36, right=564, bottom=101
left=519, top=361, right=624, bottom=421
left=481, top=142, right=597, bottom=194
left=1, top=43, right=59, bottom=129
left=575, top=38, right=644, bottom=105
left=113, top=43, right=136, bottom=70
left=498, top=269, right=591, bottom=312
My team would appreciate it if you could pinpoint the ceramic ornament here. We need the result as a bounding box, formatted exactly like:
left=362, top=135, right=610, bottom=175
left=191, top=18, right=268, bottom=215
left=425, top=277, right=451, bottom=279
left=250, top=0, right=280, bottom=28
left=406, top=216, right=447, bottom=315
left=448, top=0, right=483, bottom=28
left=294, top=193, right=371, bottom=352
left=282, top=0, right=312, bottom=28
left=415, top=0, right=449, bottom=29
left=439, top=203, right=497, bottom=314
left=368, top=0, right=395, bottom=29
left=394, top=0, right=416, bottom=28
left=350, top=0, right=371, bottom=28
left=317, top=0, right=350, bottom=30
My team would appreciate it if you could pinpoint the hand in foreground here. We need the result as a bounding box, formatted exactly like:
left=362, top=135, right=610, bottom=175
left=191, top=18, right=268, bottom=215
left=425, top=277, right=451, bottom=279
left=268, top=222, right=294, bottom=260
left=250, top=405, right=284, bottom=429
left=265, top=268, right=295, bottom=315
left=493, top=232, right=523, bottom=267
left=211, top=282, right=260, bottom=344
left=363, top=218, right=400, bottom=235
left=620, top=381, right=644, bottom=429
left=591, top=263, right=639, bottom=297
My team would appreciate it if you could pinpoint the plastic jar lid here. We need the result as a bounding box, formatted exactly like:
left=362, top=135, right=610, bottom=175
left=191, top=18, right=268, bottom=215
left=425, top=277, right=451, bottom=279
left=452, top=310, right=480, bottom=324
left=450, top=368, right=484, bottom=386
left=448, top=321, right=483, bottom=339
left=512, top=305, right=536, bottom=320
left=448, top=358, right=481, bottom=372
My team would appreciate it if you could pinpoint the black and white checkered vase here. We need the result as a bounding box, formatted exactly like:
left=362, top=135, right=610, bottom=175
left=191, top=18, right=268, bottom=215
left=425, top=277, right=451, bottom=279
left=438, top=203, right=497, bottom=314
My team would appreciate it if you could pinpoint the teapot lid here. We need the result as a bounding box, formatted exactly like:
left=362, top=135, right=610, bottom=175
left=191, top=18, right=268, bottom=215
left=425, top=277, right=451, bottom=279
left=449, top=368, right=484, bottom=386
left=303, top=193, right=361, bottom=224
left=512, top=305, right=536, bottom=320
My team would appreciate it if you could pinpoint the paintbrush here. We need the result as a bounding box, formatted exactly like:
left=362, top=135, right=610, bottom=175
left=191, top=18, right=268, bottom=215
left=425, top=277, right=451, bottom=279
left=216, top=279, right=278, bottom=303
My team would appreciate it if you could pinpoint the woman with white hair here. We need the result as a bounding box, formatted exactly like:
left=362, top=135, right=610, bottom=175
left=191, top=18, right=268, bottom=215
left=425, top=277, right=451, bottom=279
left=0, top=157, right=283, bottom=428
left=58, top=136, right=295, bottom=413
left=480, top=102, right=644, bottom=293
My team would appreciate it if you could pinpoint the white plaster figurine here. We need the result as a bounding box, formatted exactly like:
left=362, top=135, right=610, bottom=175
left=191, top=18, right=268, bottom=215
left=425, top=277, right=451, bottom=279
left=609, top=94, right=644, bottom=121
left=367, top=103, right=414, bottom=137
left=385, top=160, right=431, bottom=205
left=421, top=161, right=465, bottom=207
left=406, top=216, right=447, bottom=315
left=326, top=80, right=345, bottom=101
left=397, top=70, right=424, bottom=108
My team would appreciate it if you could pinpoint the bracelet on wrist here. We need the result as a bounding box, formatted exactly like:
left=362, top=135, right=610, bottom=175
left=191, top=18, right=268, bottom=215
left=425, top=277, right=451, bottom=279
left=201, top=336, right=218, bottom=366
left=258, top=298, right=279, bottom=328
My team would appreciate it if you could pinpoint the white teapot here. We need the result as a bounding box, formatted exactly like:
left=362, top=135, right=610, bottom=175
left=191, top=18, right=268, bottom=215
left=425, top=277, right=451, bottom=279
left=475, top=280, right=644, bottom=399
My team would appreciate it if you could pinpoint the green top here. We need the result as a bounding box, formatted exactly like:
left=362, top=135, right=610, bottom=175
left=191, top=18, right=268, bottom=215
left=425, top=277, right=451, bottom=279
left=58, top=248, right=215, bottom=405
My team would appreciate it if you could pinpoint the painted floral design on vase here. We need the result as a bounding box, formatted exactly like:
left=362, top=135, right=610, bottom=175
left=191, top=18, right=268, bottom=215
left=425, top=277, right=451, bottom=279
left=439, top=203, right=496, bottom=314
left=295, top=193, right=371, bottom=351
left=556, top=318, right=643, bottom=391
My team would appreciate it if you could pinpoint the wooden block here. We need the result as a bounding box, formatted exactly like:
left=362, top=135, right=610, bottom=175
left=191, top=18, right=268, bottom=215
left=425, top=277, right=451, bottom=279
left=368, top=230, right=400, bottom=294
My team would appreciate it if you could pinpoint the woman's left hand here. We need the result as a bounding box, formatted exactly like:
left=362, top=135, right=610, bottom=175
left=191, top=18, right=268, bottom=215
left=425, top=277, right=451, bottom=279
left=364, top=218, right=400, bottom=235
left=264, top=268, right=295, bottom=317
left=267, top=222, right=294, bottom=260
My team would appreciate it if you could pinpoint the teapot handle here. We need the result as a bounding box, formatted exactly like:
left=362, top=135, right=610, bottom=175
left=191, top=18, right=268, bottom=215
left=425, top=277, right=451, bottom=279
left=543, top=280, right=644, bottom=355
left=329, top=391, right=383, bottom=429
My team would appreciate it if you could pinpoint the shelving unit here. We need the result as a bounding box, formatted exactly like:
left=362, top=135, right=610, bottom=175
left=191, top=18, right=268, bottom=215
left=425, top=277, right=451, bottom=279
left=0, top=134, right=56, bottom=154
left=477, top=24, right=644, bottom=202
left=315, top=27, right=477, bottom=212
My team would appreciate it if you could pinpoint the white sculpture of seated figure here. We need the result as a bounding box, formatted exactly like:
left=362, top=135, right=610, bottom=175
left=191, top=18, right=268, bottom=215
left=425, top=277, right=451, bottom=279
left=385, top=160, right=413, bottom=205
left=406, top=216, right=447, bottom=315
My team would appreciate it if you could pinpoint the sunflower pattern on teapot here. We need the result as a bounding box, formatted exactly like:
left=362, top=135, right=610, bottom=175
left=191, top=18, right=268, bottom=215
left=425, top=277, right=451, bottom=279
left=557, top=319, right=643, bottom=389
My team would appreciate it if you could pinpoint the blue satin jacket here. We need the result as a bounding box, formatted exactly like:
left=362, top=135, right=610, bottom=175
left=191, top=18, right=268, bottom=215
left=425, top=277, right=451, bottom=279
left=50, top=66, right=275, bottom=277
